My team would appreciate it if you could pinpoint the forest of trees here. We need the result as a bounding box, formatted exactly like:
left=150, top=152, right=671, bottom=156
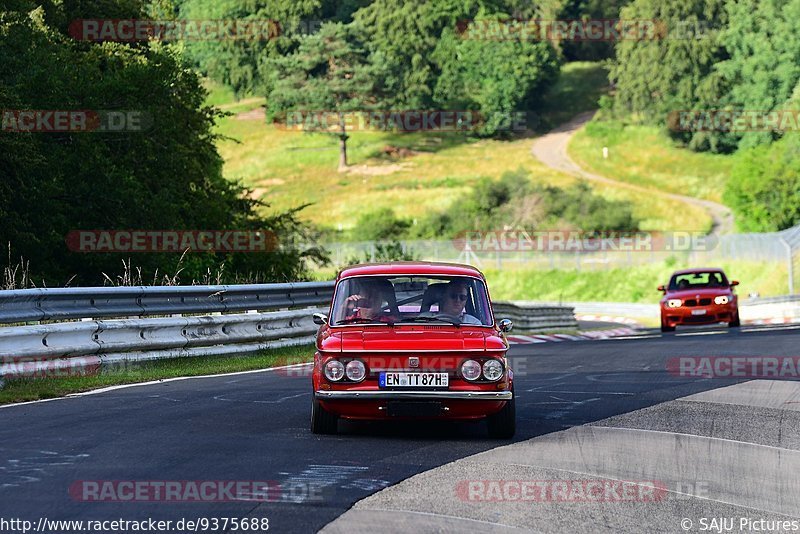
left=610, top=0, right=800, bottom=231
left=3, top=0, right=798, bottom=287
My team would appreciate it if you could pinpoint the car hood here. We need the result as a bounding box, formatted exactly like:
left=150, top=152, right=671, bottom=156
left=663, top=288, right=734, bottom=299
left=319, top=326, right=507, bottom=353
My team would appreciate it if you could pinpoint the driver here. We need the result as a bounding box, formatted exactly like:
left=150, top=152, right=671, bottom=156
left=343, top=279, right=398, bottom=323
left=437, top=279, right=482, bottom=325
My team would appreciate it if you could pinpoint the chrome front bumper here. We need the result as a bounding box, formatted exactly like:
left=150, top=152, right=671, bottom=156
left=315, top=390, right=513, bottom=400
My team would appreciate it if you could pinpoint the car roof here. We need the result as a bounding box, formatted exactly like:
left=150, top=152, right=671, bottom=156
left=670, top=267, right=726, bottom=276
left=337, top=261, right=485, bottom=280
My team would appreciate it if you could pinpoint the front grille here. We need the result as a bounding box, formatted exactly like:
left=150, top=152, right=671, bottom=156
left=683, top=315, right=716, bottom=323
left=684, top=298, right=712, bottom=307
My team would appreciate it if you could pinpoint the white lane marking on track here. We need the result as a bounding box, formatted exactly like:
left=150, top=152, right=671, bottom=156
left=603, top=335, right=661, bottom=340
left=744, top=325, right=800, bottom=333
left=675, top=330, right=729, bottom=337
left=0, top=362, right=314, bottom=410
left=531, top=390, right=635, bottom=396
left=212, top=391, right=309, bottom=404
left=540, top=397, right=601, bottom=418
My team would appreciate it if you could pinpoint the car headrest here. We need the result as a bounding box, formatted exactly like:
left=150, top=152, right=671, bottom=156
left=420, top=283, right=447, bottom=313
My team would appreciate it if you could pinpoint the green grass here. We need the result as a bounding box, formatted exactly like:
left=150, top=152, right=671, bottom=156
left=212, top=62, right=711, bottom=234
left=0, top=344, right=314, bottom=405
left=215, top=116, right=581, bottom=231
left=483, top=260, right=788, bottom=304
left=569, top=119, right=735, bottom=204
left=203, top=78, right=239, bottom=107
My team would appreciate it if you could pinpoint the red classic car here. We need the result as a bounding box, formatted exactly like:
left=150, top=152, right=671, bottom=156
left=658, top=268, right=740, bottom=332
left=310, top=262, right=515, bottom=438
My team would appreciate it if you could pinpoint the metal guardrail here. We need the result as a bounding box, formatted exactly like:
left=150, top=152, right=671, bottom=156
left=0, top=282, right=335, bottom=324
left=492, top=303, right=578, bottom=331
left=0, top=283, right=578, bottom=381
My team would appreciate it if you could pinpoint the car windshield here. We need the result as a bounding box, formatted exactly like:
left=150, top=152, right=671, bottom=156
left=668, top=271, right=729, bottom=290
left=330, top=275, right=493, bottom=326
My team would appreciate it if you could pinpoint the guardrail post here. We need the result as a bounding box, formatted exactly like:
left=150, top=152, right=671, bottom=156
left=780, top=237, right=794, bottom=294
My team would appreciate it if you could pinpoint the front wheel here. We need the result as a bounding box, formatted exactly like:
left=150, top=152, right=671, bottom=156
left=661, top=323, right=675, bottom=333
left=729, top=313, right=741, bottom=328
left=311, top=394, right=338, bottom=435
left=487, top=391, right=516, bottom=439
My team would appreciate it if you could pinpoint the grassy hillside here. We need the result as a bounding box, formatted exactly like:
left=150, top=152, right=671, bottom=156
left=210, top=63, right=712, bottom=234
left=569, top=119, right=735, bottom=204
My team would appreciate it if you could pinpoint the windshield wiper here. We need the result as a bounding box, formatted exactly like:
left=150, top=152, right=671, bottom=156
left=336, top=317, right=398, bottom=326
left=400, top=316, right=461, bottom=326
left=337, top=317, right=380, bottom=325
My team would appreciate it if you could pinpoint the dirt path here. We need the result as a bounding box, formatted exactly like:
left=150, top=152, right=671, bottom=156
left=531, top=111, right=734, bottom=236
left=216, top=97, right=265, bottom=111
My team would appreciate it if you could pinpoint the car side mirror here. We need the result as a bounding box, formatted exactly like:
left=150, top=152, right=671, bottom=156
left=730, top=280, right=739, bottom=287
left=313, top=313, right=328, bottom=325
left=657, top=285, right=666, bottom=292
left=498, top=319, right=513, bottom=333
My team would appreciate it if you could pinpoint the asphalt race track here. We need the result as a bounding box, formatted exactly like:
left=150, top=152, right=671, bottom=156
left=1, top=323, right=799, bottom=533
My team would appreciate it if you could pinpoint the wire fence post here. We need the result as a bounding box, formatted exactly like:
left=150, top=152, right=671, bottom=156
left=780, top=237, right=795, bottom=294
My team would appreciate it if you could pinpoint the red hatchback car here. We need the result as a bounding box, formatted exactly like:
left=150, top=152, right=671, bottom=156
left=658, top=268, right=740, bottom=332
left=310, top=262, right=515, bottom=438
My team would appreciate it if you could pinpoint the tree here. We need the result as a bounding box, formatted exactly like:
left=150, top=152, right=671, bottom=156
left=0, top=1, right=326, bottom=285
left=609, top=0, right=730, bottom=147
left=432, top=17, right=559, bottom=136
left=177, top=0, right=322, bottom=97
left=713, top=0, right=800, bottom=150
left=266, top=22, right=386, bottom=170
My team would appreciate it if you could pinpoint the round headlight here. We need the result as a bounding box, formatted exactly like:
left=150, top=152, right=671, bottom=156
left=324, top=360, right=344, bottom=381
left=461, top=359, right=481, bottom=381
left=714, top=296, right=729, bottom=305
left=345, top=360, right=366, bottom=382
left=667, top=299, right=682, bottom=308
left=483, top=359, right=503, bottom=381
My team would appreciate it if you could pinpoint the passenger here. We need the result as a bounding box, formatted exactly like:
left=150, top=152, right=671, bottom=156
left=437, top=279, right=482, bottom=325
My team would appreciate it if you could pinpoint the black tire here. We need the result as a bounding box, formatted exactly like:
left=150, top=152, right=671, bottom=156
left=487, top=390, right=516, bottom=439
left=661, top=323, right=675, bottom=333
left=311, top=395, right=338, bottom=435
left=729, top=314, right=741, bottom=328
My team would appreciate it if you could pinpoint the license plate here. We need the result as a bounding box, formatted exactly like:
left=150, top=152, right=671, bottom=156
left=379, top=372, right=449, bottom=388
left=691, top=309, right=707, bottom=315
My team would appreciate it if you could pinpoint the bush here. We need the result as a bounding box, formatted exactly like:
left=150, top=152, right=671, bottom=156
left=350, top=208, right=411, bottom=241
left=724, top=136, right=800, bottom=232
left=411, top=168, right=640, bottom=238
